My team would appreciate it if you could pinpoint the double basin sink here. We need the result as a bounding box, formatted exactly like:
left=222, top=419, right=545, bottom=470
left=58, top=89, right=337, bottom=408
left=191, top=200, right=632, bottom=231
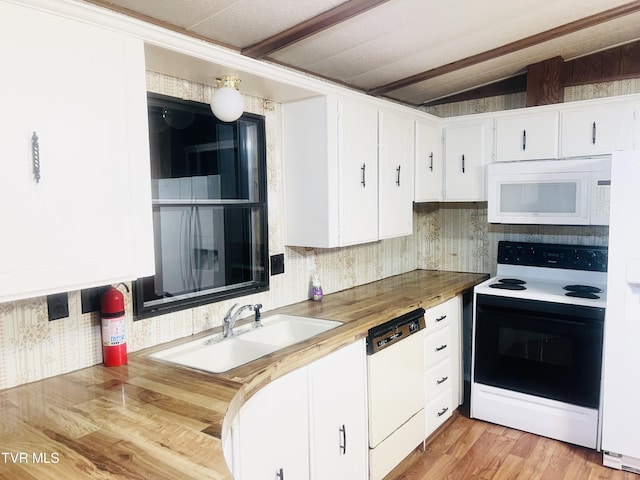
left=150, top=314, right=342, bottom=373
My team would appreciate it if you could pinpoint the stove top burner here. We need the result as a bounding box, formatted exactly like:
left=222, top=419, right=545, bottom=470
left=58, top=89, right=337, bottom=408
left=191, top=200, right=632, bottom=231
left=563, top=284, right=603, bottom=294
left=565, top=291, right=601, bottom=300
left=489, top=283, right=526, bottom=290
left=499, top=278, right=526, bottom=285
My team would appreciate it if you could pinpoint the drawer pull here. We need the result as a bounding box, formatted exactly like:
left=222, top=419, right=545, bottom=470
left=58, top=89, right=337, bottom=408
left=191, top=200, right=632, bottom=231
left=32, top=131, right=41, bottom=183
left=339, top=424, right=347, bottom=455
left=435, top=315, right=447, bottom=322
left=436, top=376, right=449, bottom=385
left=437, top=406, right=449, bottom=417
left=435, top=344, right=448, bottom=352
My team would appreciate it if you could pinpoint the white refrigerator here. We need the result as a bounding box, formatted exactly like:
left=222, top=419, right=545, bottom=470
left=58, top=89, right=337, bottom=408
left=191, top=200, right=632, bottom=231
left=601, top=151, right=640, bottom=473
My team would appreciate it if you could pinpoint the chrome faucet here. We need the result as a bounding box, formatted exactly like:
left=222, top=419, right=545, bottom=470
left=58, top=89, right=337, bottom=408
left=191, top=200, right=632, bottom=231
left=222, top=303, right=262, bottom=338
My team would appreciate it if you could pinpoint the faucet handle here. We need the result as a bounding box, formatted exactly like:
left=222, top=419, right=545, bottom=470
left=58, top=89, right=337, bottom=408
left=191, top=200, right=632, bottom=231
left=253, top=304, right=263, bottom=327
left=224, top=303, right=239, bottom=322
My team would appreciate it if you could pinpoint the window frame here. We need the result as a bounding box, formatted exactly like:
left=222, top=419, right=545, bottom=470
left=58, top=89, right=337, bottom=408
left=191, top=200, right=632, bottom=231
left=133, top=93, right=269, bottom=320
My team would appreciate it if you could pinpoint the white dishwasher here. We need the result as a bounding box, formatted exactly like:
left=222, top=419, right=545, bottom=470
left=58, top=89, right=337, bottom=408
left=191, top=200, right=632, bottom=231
left=367, top=308, right=426, bottom=480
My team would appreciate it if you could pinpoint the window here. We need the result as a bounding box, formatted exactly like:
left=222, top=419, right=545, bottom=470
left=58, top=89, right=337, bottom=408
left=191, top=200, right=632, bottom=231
left=133, top=93, right=268, bottom=319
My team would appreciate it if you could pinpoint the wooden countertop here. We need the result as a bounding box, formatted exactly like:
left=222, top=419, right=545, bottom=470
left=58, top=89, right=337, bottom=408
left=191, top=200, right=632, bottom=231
left=0, top=270, right=487, bottom=479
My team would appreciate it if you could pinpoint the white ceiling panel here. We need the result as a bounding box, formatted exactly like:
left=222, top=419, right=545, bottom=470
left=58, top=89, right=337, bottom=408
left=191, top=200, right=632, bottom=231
left=92, top=0, right=640, bottom=106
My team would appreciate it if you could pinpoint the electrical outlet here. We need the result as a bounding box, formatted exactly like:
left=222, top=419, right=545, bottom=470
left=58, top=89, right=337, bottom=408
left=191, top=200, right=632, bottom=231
left=270, top=253, right=285, bottom=275
left=81, top=286, right=108, bottom=314
left=47, top=293, right=69, bottom=321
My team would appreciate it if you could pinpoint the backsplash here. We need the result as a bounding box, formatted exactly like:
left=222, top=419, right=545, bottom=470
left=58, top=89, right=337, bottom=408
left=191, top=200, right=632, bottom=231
left=0, top=75, right=633, bottom=391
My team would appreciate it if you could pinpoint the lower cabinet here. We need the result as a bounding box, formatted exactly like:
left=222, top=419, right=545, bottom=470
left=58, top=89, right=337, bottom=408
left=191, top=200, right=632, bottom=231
left=424, top=296, right=462, bottom=437
left=233, top=366, right=310, bottom=479
left=231, top=340, right=368, bottom=480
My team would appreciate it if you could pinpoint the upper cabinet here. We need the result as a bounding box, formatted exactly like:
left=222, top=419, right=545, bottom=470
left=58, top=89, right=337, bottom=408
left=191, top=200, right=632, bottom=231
left=283, top=95, right=378, bottom=248
left=378, top=109, right=415, bottom=239
left=414, top=119, right=443, bottom=202
left=283, top=95, right=416, bottom=248
left=0, top=2, right=153, bottom=303
left=560, top=103, right=636, bottom=158
left=495, top=111, right=559, bottom=161
left=443, top=119, right=493, bottom=201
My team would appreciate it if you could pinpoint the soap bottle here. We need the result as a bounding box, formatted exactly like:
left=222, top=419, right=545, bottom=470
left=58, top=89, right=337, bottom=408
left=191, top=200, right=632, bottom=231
left=311, top=273, right=323, bottom=302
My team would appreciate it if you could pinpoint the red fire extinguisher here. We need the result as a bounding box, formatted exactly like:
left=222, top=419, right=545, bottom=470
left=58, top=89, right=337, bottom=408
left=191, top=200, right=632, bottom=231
left=100, top=284, right=128, bottom=367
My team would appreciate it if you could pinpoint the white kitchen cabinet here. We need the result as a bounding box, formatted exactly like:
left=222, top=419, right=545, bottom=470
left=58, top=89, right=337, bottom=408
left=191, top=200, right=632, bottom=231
left=234, top=366, right=310, bottom=479
left=414, top=119, right=443, bottom=202
left=309, top=340, right=368, bottom=480
left=283, top=95, right=378, bottom=248
left=0, top=2, right=153, bottom=302
left=232, top=340, right=368, bottom=480
left=284, top=95, right=418, bottom=247
left=443, top=121, right=492, bottom=201
left=424, top=296, right=461, bottom=437
left=560, top=103, right=635, bottom=157
left=378, top=109, right=415, bottom=239
left=495, top=111, right=559, bottom=161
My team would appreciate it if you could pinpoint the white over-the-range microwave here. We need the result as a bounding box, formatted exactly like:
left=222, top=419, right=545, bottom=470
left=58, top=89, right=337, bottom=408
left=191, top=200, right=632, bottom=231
left=487, top=156, right=611, bottom=225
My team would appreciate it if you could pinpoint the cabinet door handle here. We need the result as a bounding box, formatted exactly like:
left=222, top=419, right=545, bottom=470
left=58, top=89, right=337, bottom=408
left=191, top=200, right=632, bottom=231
left=437, top=376, right=449, bottom=385
left=429, top=152, right=434, bottom=171
left=437, top=406, right=449, bottom=417
left=592, top=121, right=597, bottom=145
left=461, top=154, right=465, bottom=173
left=522, top=129, right=527, bottom=151
left=360, top=163, right=366, bottom=187
left=435, top=344, right=448, bottom=352
left=435, top=314, right=447, bottom=322
left=395, top=165, right=401, bottom=186
left=276, top=467, right=284, bottom=480
left=31, top=131, right=41, bottom=183
left=339, top=424, right=347, bottom=455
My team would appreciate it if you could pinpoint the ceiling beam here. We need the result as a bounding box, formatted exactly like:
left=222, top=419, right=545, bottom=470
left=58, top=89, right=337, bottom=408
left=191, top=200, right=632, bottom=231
left=368, top=0, right=640, bottom=97
left=242, top=0, right=391, bottom=59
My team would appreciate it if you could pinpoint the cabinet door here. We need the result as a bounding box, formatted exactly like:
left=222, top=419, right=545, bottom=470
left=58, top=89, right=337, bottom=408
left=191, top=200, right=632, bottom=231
left=339, top=98, right=379, bottom=245
left=414, top=120, right=443, bottom=202
left=444, top=123, right=490, bottom=201
left=495, top=111, right=559, bottom=161
left=236, top=367, right=310, bottom=480
left=0, top=3, right=152, bottom=302
left=560, top=104, right=635, bottom=157
left=309, top=340, right=368, bottom=480
left=378, top=109, right=415, bottom=239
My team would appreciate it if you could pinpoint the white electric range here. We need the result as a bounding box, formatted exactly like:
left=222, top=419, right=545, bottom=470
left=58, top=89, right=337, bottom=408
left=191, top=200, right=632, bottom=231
left=471, top=241, right=608, bottom=449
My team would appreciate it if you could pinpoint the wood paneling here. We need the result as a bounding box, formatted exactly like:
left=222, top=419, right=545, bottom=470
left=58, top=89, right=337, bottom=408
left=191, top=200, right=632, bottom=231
left=526, top=56, right=564, bottom=106
left=564, top=40, right=640, bottom=86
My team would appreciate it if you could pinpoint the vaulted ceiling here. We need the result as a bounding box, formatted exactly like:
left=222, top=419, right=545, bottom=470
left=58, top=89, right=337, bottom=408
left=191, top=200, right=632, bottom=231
left=87, top=0, right=640, bottom=106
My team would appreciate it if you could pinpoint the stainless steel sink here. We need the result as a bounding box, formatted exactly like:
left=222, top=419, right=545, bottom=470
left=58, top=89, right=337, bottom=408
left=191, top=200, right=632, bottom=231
left=150, top=314, right=342, bottom=373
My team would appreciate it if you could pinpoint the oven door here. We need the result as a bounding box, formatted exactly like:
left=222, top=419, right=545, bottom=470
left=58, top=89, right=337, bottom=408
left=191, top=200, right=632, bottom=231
left=474, top=294, right=604, bottom=408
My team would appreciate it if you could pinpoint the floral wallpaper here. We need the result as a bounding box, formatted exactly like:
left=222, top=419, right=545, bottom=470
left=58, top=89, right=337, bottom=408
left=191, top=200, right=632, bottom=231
left=0, top=76, right=636, bottom=391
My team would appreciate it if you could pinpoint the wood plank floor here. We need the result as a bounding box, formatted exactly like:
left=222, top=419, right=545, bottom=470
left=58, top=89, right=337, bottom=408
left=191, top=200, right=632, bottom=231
left=387, top=412, right=639, bottom=480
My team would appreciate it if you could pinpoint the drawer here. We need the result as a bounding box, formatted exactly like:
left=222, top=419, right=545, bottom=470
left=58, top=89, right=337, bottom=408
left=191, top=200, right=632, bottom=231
left=425, top=357, right=452, bottom=402
left=424, top=296, right=458, bottom=332
left=425, top=388, right=453, bottom=437
left=424, top=325, right=451, bottom=370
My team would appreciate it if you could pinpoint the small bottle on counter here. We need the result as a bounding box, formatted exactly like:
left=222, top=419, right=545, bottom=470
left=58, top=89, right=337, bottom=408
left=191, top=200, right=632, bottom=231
left=310, top=272, right=323, bottom=302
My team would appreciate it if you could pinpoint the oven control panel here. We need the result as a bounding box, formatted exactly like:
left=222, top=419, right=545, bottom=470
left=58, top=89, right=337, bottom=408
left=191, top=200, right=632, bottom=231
left=497, top=241, right=608, bottom=272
